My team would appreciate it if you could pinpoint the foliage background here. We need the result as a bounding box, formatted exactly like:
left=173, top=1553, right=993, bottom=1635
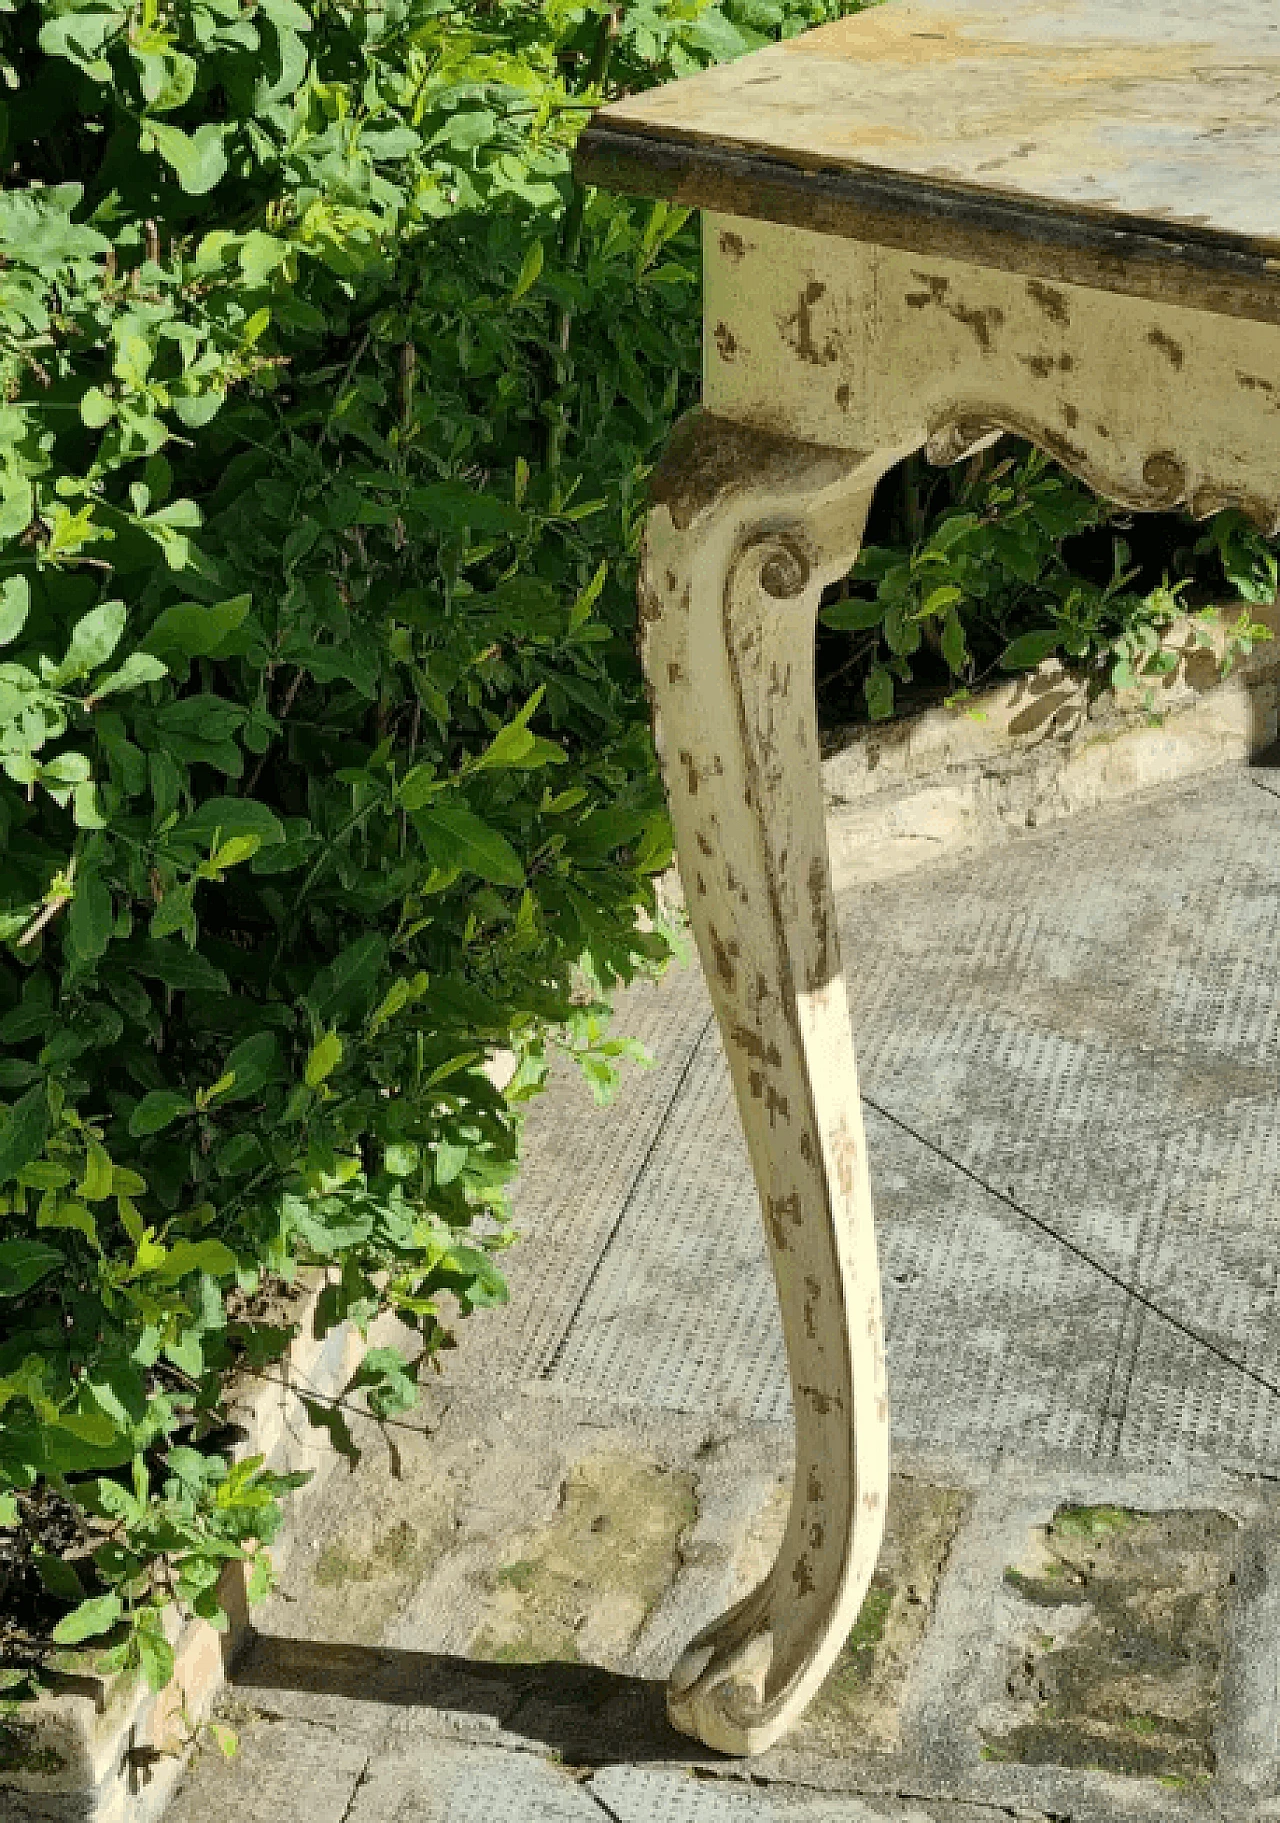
left=0, top=0, right=1276, bottom=1732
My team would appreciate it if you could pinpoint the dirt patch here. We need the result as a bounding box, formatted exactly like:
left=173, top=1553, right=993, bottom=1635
left=794, top=1476, right=969, bottom=1755
left=469, top=1455, right=697, bottom=1671
left=985, top=1504, right=1237, bottom=1785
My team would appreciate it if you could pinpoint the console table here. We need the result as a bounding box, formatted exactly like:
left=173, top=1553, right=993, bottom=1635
left=576, top=0, right=1280, bottom=1758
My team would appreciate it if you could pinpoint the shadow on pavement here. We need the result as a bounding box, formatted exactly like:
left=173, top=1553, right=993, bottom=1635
left=233, top=1632, right=698, bottom=1766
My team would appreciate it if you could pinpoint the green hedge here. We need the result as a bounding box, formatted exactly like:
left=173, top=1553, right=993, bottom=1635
left=0, top=0, right=859, bottom=1717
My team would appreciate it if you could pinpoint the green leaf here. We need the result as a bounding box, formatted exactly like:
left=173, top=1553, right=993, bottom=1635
left=34, top=1552, right=84, bottom=1602
left=999, top=630, right=1061, bottom=671
left=219, top=1032, right=282, bottom=1102
left=56, top=602, right=126, bottom=683
left=864, top=664, right=894, bottom=722
left=143, top=596, right=250, bottom=670
left=151, top=1238, right=237, bottom=1283
left=175, top=798, right=284, bottom=851
left=52, top=1412, right=118, bottom=1445
left=569, top=561, right=608, bottom=630
left=0, top=474, right=32, bottom=542
left=819, top=596, right=885, bottom=633
left=149, top=880, right=196, bottom=942
left=73, top=781, right=107, bottom=829
left=407, top=483, right=524, bottom=536
left=922, top=584, right=963, bottom=617
left=50, top=1591, right=122, bottom=1645
left=37, top=1199, right=100, bottom=1250
left=0, top=576, right=29, bottom=646
left=413, top=805, right=524, bottom=887
left=0, top=1086, right=50, bottom=1187
left=397, top=764, right=440, bottom=811
left=87, top=653, right=167, bottom=701
left=941, top=608, right=968, bottom=676
left=0, top=1239, right=63, bottom=1297
left=137, top=1620, right=175, bottom=1691
left=124, top=940, right=229, bottom=994
left=128, top=1091, right=193, bottom=1136
left=511, top=238, right=544, bottom=302
left=472, top=721, right=536, bottom=771
left=304, top=1031, right=343, bottom=1088
left=144, top=120, right=228, bottom=195
left=246, top=1552, right=273, bottom=1603
left=929, top=512, right=980, bottom=553
left=80, top=387, right=114, bottom=430
left=68, top=874, right=114, bottom=968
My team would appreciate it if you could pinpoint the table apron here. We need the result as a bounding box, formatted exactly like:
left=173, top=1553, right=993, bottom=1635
left=704, top=214, right=1280, bottom=528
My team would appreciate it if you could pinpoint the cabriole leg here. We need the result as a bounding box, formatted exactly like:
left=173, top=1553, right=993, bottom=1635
left=641, top=409, right=891, bottom=1757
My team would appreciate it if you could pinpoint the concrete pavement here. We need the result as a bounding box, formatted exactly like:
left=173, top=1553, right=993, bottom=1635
left=169, top=766, right=1280, bottom=1823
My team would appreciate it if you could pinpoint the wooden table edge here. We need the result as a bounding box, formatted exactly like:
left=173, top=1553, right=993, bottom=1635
left=575, top=120, right=1280, bottom=328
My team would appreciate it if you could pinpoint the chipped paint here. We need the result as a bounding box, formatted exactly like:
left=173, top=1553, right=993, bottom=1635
left=1147, top=325, right=1185, bottom=369
left=1026, top=279, right=1072, bottom=324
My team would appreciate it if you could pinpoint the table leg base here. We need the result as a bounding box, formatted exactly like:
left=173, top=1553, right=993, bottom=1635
left=643, top=411, right=892, bottom=1757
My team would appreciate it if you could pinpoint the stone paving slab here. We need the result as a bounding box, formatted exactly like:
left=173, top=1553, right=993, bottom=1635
left=458, top=969, right=711, bottom=1388
left=532, top=771, right=1280, bottom=1476
left=587, top=1765, right=1013, bottom=1821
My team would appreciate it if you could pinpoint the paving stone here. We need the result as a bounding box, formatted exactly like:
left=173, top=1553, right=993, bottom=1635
left=166, top=1715, right=368, bottom=1823
left=588, top=1766, right=1020, bottom=1821
left=790, top=1480, right=969, bottom=1761
left=343, top=1740, right=600, bottom=1823
left=981, top=1503, right=1238, bottom=1787
left=543, top=772, right=1280, bottom=1477
left=468, top=1455, right=697, bottom=1670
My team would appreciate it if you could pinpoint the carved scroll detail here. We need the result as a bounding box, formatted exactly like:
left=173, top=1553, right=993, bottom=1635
left=641, top=410, right=890, bottom=1757
left=926, top=407, right=1280, bottom=532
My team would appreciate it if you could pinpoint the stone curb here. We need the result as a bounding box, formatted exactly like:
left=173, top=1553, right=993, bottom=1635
left=0, top=1272, right=391, bottom=1823
left=656, top=599, right=1280, bottom=913
left=820, top=602, right=1280, bottom=888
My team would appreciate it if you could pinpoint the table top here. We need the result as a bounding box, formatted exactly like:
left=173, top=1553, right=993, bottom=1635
left=577, top=0, right=1280, bottom=319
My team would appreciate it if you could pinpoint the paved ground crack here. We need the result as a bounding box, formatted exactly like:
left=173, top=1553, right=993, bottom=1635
left=336, top=1751, right=375, bottom=1823
left=539, top=1013, right=715, bottom=1377
left=582, top=1784, right=625, bottom=1822
left=864, top=1092, right=1280, bottom=1410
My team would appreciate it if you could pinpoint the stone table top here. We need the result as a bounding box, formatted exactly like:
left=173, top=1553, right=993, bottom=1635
left=577, top=0, right=1280, bottom=320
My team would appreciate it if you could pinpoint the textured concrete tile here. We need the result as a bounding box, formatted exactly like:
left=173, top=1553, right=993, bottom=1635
left=447, top=969, right=711, bottom=1387
left=342, top=1740, right=600, bottom=1823
left=591, top=1766, right=785, bottom=1820
left=166, top=1716, right=368, bottom=1823
left=545, top=1057, right=1133, bottom=1455
left=544, top=771, right=1280, bottom=1476
left=588, top=1766, right=1007, bottom=1820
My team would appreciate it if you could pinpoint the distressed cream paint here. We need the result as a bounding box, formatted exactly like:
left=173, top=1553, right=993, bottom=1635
left=579, top=0, right=1280, bottom=1761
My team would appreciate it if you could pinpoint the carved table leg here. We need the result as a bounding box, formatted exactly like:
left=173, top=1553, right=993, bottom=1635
left=642, top=409, right=890, bottom=1756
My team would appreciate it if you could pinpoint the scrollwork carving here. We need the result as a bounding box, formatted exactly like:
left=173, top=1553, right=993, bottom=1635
left=926, top=406, right=1280, bottom=533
